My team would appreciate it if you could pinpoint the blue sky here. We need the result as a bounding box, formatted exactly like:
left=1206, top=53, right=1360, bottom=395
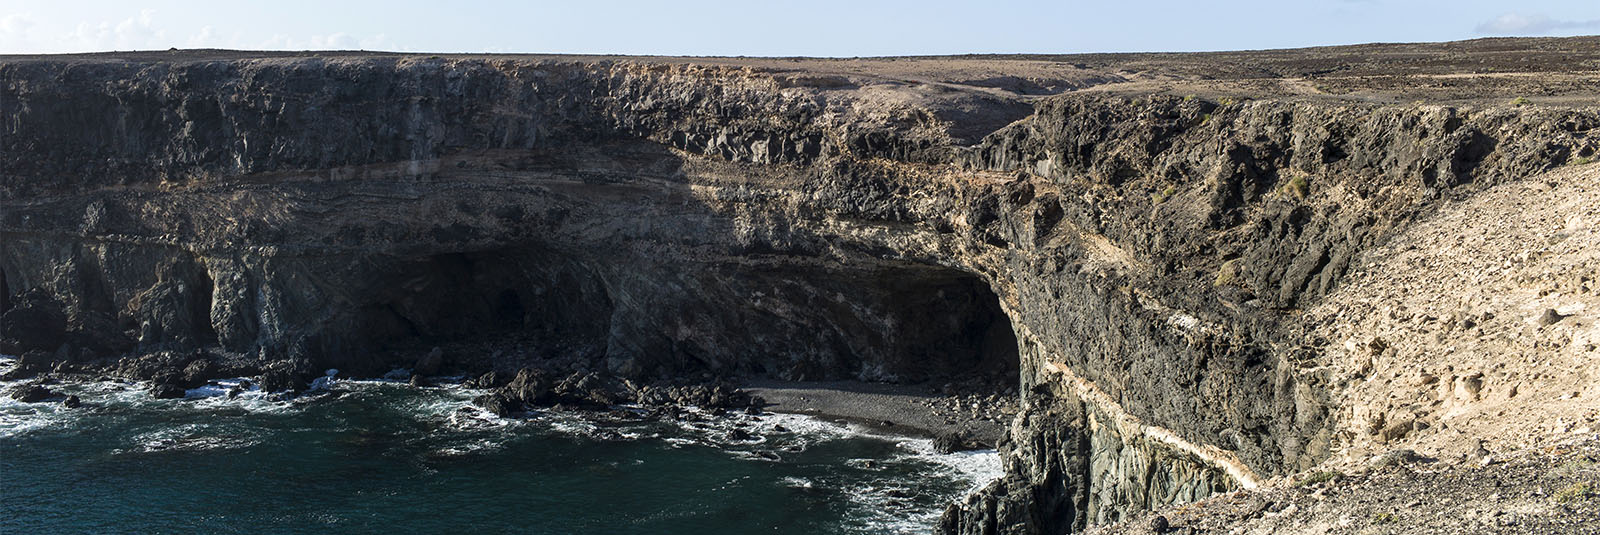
left=2, top=1, right=1597, bottom=56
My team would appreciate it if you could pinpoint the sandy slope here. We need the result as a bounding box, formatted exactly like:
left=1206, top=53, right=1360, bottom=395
left=1087, top=162, right=1600, bottom=535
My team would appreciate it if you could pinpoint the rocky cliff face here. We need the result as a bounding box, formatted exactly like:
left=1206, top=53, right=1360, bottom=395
left=4, top=41, right=1597, bottom=533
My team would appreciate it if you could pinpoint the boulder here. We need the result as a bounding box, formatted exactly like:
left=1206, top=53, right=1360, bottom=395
left=258, top=365, right=309, bottom=393
left=149, top=383, right=188, bottom=399
left=473, top=393, right=518, bottom=417
left=1537, top=308, right=1565, bottom=326
left=8, top=384, right=59, bottom=403
left=468, top=370, right=504, bottom=388
left=933, top=430, right=972, bottom=454
left=503, top=368, right=556, bottom=405
left=1, top=350, right=54, bottom=380
left=1370, top=449, right=1427, bottom=469
left=180, top=358, right=217, bottom=387
left=0, top=290, right=68, bottom=354
left=1149, top=514, right=1171, bottom=533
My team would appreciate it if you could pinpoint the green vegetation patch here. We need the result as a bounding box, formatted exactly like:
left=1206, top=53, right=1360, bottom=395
left=1151, top=185, right=1178, bottom=204
left=1554, top=481, right=1595, bottom=504
left=1297, top=470, right=1342, bottom=487
left=1214, top=258, right=1243, bottom=288
left=1552, top=458, right=1596, bottom=477
left=1279, top=174, right=1310, bottom=199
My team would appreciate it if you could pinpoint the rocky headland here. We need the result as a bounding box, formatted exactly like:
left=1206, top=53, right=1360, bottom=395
left=3, top=37, right=1598, bottom=533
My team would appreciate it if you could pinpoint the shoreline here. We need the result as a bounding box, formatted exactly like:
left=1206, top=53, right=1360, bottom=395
left=3, top=352, right=1016, bottom=449
left=743, top=380, right=1013, bottom=447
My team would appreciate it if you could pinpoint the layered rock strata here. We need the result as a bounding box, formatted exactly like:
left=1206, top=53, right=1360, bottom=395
left=3, top=41, right=1596, bottom=531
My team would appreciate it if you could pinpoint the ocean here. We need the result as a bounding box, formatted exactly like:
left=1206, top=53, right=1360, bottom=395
left=0, top=365, right=998, bottom=534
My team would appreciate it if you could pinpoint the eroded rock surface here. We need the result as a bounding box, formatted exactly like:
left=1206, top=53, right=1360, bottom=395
left=4, top=37, right=1598, bottom=533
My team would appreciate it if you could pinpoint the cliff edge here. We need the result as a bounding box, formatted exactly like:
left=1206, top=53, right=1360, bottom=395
left=3, top=37, right=1598, bottom=534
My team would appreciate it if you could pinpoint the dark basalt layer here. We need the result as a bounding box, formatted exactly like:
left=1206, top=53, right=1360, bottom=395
left=4, top=38, right=1598, bottom=533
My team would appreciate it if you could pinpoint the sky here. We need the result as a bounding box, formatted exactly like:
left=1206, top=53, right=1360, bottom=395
left=1, top=1, right=1598, bottom=57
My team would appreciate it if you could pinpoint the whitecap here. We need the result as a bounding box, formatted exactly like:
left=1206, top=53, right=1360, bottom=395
left=120, top=423, right=260, bottom=453
left=780, top=476, right=815, bottom=489
left=894, top=438, right=1004, bottom=493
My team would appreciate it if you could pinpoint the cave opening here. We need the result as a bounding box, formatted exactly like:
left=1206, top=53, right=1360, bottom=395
left=858, top=268, right=1020, bottom=385
left=342, top=249, right=1021, bottom=387
left=190, top=265, right=219, bottom=346
left=492, top=289, right=525, bottom=328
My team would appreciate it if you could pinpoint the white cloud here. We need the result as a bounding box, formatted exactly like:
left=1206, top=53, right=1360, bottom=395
left=186, top=25, right=216, bottom=47
left=257, top=31, right=399, bottom=51
left=310, top=32, right=354, bottom=49
left=359, top=33, right=395, bottom=50
left=59, top=8, right=168, bottom=51
left=1, top=12, right=34, bottom=35
left=0, top=9, right=401, bottom=53
left=1477, top=13, right=1600, bottom=35
left=0, top=12, right=39, bottom=52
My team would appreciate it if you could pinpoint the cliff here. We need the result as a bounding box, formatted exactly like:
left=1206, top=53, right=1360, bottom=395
left=4, top=37, right=1598, bottom=533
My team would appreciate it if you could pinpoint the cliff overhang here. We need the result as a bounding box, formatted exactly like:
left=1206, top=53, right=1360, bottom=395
left=4, top=38, right=1599, bottom=533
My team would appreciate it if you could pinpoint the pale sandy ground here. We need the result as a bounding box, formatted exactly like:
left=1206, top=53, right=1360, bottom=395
left=1088, top=161, right=1600, bottom=535
left=1304, top=161, right=1600, bottom=467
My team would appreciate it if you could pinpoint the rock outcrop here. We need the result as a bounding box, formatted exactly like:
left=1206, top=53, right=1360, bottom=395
left=3, top=38, right=1598, bottom=533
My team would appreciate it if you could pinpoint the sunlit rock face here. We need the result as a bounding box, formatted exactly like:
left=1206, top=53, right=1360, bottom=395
left=4, top=45, right=1596, bottom=533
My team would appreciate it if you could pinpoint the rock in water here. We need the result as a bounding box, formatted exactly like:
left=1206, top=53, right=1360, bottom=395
left=933, top=431, right=970, bottom=454
left=149, top=383, right=187, bottom=399
left=258, top=365, right=309, bottom=393
left=8, top=384, right=59, bottom=403
left=469, top=370, right=503, bottom=388
left=61, top=395, right=82, bottom=408
left=181, top=358, right=215, bottom=387
left=473, top=393, right=517, bottom=417
left=3, top=45, right=1597, bottom=535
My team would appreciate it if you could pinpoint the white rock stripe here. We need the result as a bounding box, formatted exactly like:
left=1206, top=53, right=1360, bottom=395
left=1043, top=361, right=1264, bottom=489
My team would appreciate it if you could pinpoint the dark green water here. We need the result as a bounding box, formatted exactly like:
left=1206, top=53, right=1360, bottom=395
left=0, top=374, right=997, bottom=534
